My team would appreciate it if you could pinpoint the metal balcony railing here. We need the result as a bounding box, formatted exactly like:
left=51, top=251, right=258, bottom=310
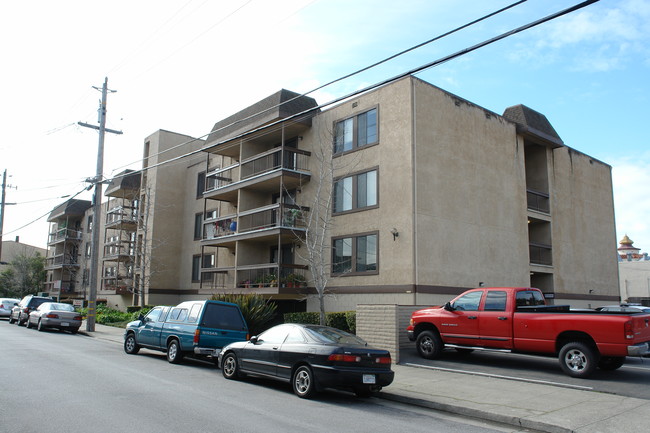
left=237, top=264, right=308, bottom=289
left=529, top=242, right=553, bottom=266
left=48, top=228, right=83, bottom=244
left=106, top=206, right=139, bottom=226
left=203, top=204, right=307, bottom=240
left=46, top=254, right=80, bottom=268
left=527, top=189, right=550, bottom=214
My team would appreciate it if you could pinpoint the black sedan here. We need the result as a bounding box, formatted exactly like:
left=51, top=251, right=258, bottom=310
left=218, top=323, right=394, bottom=398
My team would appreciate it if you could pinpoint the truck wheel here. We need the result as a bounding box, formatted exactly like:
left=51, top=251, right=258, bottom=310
left=416, top=330, right=443, bottom=359
left=598, top=356, right=625, bottom=371
left=166, top=339, right=184, bottom=364
left=559, top=341, right=597, bottom=378
left=124, top=334, right=140, bottom=355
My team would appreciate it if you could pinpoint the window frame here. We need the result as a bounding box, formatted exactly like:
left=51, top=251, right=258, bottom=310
left=331, top=231, right=379, bottom=277
left=333, top=106, right=379, bottom=156
left=194, top=212, right=203, bottom=240
left=333, top=167, right=379, bottom=215
left=191, top=255, right=201, bottom=283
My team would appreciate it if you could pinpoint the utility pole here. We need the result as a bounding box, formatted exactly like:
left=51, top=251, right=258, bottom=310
left=0, top=169, right=17, bottom=264
left=78, top=77, right=122, bottom=332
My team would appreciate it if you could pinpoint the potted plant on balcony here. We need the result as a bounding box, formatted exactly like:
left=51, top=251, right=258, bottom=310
left=293, top=273, right=306, bottom=287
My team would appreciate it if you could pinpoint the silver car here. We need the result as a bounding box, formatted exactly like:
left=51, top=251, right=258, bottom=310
left=0, top=298, right=20, bottom=318
left=27, top=302, right=82, bottom=333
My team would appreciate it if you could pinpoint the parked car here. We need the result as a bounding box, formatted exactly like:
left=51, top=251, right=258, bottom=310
left=9, top=295, right=55, bottom=326
left=124, top=300, right=248, bottom=364
left=0, top=298, right=20, bottom=318
left=26, top=302, right=82, bottom=333
left=219, top=323, right=395, bottom=398
left=596, top=305, right=650, bottom=313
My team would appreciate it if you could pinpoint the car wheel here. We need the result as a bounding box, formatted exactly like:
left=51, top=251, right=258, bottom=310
left=166, top=339, right=184, bottom=364
left=598, top=356, right=625, bottom=371
left=292, top=365, right=316, bottom=399
left=37, top=319, right=45, bottom=332
left=221, top=352, right=242, bottom=380
left=8, top=316, right=15, bottom=324
left=559, top=341, right=597, bottom=378
left=416, top=330, right=443, bottom=359
left=26, top=319, right=33, bottom=329
left=124, top=334, right=140, bottom=355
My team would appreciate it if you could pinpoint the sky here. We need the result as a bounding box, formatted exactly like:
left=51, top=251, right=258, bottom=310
left=0, top=0, right=648, bottom=254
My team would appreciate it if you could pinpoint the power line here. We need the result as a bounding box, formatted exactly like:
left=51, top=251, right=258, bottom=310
left=107, top=0, right=598, bottom=184
left=110, top=0, right=529, bottom=175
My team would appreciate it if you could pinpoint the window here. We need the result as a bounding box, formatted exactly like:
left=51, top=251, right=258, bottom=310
left=201, top=303, right=247, bottom=331
left=452, top=291, right=483, bottom=311
left=334, top=108, right=378, bottom=154
left=202, top=254, right=215, bottom=269
left=484, top=291, right=507, bottom=311
left=194, top=213, right=203, bottom=240
left=191, top=255, right=201, bottom=282
left=87, top=215, right=93, bottom=232
left=188, top=304, right=202, bottom=323
left=168, top=307, right=188, bottom=322
left=197, top=171, right=206, bottom=198
left=145, top=307, right=163, bottom=322
left=334, top=169, right=378, bottom=213
left=332, top=233, right=378, bottom=275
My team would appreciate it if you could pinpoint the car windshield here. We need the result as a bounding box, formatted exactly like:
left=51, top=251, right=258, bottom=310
left=303, top=326, right=367, bottom=346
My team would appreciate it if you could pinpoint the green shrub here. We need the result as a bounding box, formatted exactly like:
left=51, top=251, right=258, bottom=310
left=283, top=311, right=356, bottom=333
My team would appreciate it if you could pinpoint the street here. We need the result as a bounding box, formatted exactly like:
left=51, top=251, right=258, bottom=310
left=401, top=346, right=650, bottom=399
left=0, top=322, right=533, bottom=433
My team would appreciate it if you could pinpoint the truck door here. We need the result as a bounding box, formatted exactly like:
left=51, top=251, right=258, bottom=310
left=441, top=290, right=483, bottom=346
left=478, top=290, right=513, bottom=349
left=138, top=307, right=169, bottom=347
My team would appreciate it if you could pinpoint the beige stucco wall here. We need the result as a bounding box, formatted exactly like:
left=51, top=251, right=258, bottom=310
left=550, top=147, right=618, bottom=297
left=411, top=78, right=530, bottom=291
left=618, top=260, right=650, bottom=302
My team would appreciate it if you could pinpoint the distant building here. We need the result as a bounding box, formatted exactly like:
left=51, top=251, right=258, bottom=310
left=44, top=76, right=620, bottom=311
left=0, top=239, right=47, bottom=272
left=617, top=235, right=650, bottom=305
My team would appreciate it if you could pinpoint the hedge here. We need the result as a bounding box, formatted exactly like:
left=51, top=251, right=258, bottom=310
left=283, top=311, right=356, bottom=334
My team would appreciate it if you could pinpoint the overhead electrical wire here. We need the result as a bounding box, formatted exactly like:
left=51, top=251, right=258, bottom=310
left=110, top=0, right=530, bottom=176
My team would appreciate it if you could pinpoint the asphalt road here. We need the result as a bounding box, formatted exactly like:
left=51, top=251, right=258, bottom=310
left=400, top=346, right=650, bottom=399
left=1, top=321, right=535, bottom=433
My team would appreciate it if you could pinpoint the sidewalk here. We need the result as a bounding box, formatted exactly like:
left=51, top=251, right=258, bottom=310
left=80, top=323, right=648, bottom=433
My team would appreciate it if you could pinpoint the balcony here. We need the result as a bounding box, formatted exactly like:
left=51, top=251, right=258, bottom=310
left=527, top=189, right=550, bottom=214
left=102, top=276, right=133, bottom=295
left=202, top=204, right=308, bottom=247
left=529, top=242, right=553, bottom=266
left=48, top=228, right=83, bottom=245
left=105, top=205, right=138, bottom=229
left=236, top=264, right=308, bottom=292
left=103, top=241, right=135, bottom=262
left=203, top=148, right=310, bottom=202
left=45, top=254, right=80, bottom=270
left=44, top=280, right=79, bottom=294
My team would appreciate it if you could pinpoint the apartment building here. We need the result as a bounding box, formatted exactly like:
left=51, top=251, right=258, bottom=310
left=44, top=76, right=619, bottom=312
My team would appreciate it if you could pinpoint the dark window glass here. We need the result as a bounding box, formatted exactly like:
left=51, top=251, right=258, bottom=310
left=452, top=291, right=483, bottom=311
left=194, top=213, right=202, bottom=240
left=191, top=255, right=200, bottom=282
left=333, top=170, right=377, bottom=214
left=201, top=303, right=247, bottom=331
left=484, top=291, right=507, bottom=311
left=334, top=108, right=378, bottom=154
left=332, top=234, right=377, bottom=275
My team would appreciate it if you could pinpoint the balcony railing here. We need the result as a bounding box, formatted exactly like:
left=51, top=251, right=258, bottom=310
left=44, top=280, right=78, bottom=293
left=236, top=264, right=308, bottom=289
left=48, top=228, right=83, bottom=244
left=204, top=148, right=310, bottom=194
left=46, top=254, right=80, bottom=268
left=529, top=242, right=553, bottom=266
left=527, top=189, right=550, bottom=214
left=203, top=204, right=307, bottom=240
left=106, top=206, right=139, bottom=227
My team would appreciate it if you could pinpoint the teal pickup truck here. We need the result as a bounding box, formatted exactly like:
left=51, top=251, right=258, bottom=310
left=124, top=300, right=248, bottom=364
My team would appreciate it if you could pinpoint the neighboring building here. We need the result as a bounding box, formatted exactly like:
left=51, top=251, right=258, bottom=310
left=617, top=235, right=650, bottom=305
left=44, top=76, right=620, bottom=311
left=44, top=199, right=92, bottom=300
left=0, top=239, right=47, bottom=272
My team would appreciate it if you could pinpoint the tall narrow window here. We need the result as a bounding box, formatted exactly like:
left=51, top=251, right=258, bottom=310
left=334, top=108, right=378, bottom=154
left=194, top=213, right=203, bottom=240
left=191, top=255, right=201, bottom=282
left=196, top=171, right=206, bottom=198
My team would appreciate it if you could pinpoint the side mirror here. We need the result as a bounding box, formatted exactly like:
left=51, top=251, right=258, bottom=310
left=443, top=302, right=455, bottom=311
left=249, top=336, right=259, bottom=344
left=137, top=314, right=145, bottom=322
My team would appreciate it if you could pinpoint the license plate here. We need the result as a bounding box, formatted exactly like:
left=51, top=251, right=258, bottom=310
left=363, top=374, right=376, bottom=384
left=61, top=322, right=70, bottom=327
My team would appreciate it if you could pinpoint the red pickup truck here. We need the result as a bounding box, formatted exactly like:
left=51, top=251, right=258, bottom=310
left=407, top=287, right=650, bottom=378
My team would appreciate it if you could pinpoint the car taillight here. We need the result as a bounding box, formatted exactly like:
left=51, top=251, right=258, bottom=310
left=74, top=315, right=83, bottom=321
left=375, top=356, right=391, bottom=364
left=23, top=308, right=29, bottom=313
left=193, top=329, right=200, bottom=345
left=328, top=354, right=361, bottom=362
left=625, top=320, right=634, bottom=339
left=46, top=313, right=59, bottom=319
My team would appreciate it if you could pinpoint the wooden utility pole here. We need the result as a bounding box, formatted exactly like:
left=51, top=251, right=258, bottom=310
left=78, top=77, right=122, bottom=332
left=0, top=169, right=17, bottom=264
